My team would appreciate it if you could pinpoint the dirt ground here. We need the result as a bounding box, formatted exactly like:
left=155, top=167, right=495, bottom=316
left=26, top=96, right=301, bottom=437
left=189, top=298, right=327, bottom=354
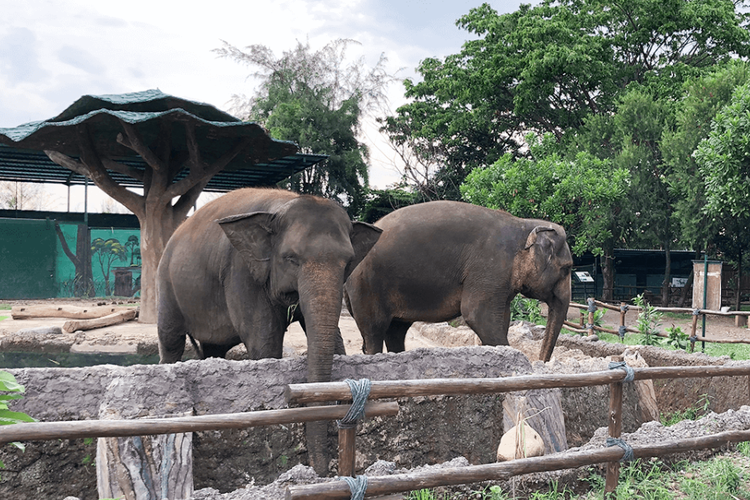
left=1, top=298, right=748, bottom=357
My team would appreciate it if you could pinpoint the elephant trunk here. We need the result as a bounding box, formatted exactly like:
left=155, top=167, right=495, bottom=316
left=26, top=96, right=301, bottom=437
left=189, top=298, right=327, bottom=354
left=297, top=263, right=346, bottom=476
left=539, top=275, right=571, bottom=362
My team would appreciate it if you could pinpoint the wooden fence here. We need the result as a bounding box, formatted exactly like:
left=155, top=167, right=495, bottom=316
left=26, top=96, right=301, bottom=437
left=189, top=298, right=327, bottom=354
left=3, top=359, right=750, bottom=498
left=285, top=362, right=750, bottom=499
left=567, top=299, right=750, bottom=350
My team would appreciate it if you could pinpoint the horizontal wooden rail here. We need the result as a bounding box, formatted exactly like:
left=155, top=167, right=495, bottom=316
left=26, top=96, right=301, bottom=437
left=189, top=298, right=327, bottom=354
left=286, top=364, right=750, bottom=405
left=0, top=401, right=399, bottom=445
left=569, top=300, right=750, bottom=317
left=286, top=428, right=750, bottom=499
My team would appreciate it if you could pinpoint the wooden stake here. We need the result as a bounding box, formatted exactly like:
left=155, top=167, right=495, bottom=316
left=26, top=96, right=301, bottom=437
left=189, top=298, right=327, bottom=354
left=338, top=427, right=357, bottom=477
left=605, top=356, right=624, bottom=499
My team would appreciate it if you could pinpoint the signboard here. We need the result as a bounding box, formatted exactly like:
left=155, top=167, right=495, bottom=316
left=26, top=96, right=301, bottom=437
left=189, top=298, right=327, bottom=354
left=671, top=277, right=688, bottom=288
left=574, top=271, right=594, bottom=283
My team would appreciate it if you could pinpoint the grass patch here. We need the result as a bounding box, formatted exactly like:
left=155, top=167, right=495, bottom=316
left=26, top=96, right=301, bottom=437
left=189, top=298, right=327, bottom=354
left=581, top=330, right=750, bottom=361
left=0, top=316, right=7, bottom=321
left=0, top=304, right=10, bottom=311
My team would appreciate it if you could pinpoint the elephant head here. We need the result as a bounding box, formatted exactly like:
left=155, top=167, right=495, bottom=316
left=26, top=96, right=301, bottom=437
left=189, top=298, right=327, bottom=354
left=218, top=197, right=381, bottom=382
left=516, top=224, right=573, bottom=362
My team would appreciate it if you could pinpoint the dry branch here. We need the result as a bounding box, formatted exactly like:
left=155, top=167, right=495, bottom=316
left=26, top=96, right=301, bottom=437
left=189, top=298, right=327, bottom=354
left=62, top=308, right=138, bottom=333
left=11, top=304, right=121, bottom=320
left=0, top=402, right=399, bottom=445
left=286, top=429, right=750, bottom=499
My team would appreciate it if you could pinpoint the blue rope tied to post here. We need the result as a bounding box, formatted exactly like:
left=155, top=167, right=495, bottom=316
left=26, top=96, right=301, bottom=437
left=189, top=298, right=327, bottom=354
left=337, top=378, right=372, bottom=429
left=606, top=437, right=634, bottom=462
left=587, top=298, right=597, bottom=312
left=620, top=304, right=629, bottom=313
left=342, top=475, right=368, bottom=500
left=618, top=325, right=627, bottom=340
left=693, top=308, right=701, bottom=316
left=609, top=361, right=635, bottom=382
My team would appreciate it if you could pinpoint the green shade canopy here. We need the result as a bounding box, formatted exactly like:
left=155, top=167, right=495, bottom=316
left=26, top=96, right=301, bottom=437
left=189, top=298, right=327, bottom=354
left=0, top=89, right=325, bottom=191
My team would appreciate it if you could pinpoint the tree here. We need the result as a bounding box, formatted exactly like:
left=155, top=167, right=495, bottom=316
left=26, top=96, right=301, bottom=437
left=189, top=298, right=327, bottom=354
left=663, top=61, right=750, bottom=306
left=91, top=238, right=127, bottom=296
left=695, top=81, right=750, bottom=282
left=0, top=182, right=50, bottom=210
left=0, top=90, right=296, bottom=322
left=384, top=0, right=750, bottom=196
left=216, top=39, right=395, bottom=216
left=461, top=133, right=629, bottom=258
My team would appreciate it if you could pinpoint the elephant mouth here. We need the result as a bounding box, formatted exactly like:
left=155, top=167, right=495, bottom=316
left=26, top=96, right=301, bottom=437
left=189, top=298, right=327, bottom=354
left=279, top=291, right=300, bottom=307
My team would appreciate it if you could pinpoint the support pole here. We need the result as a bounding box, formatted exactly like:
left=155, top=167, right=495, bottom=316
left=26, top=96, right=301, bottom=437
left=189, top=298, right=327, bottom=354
left=605, top=356, right=624, bottom=498
left=338, top=427, right=356, bottom=477
left=702, top=255, right=708, bottom=351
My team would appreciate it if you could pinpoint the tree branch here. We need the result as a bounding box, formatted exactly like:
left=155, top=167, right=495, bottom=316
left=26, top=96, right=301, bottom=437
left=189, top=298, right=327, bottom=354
left=53, top=221, right=80, bottom=268
left=101, top=157, right=145, bottom=182
left=44, top=151, right=89, bottom=177
left=77, top=125, right=145, bottom=217
left=164, top=137, right=250, bottom=199
left=117, top=119, right=165, bottom=171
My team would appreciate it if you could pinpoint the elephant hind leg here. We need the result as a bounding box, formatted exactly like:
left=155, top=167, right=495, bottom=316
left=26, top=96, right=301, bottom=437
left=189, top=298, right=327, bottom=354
left=158, top=325, right=187, bottom=363
left=384, top=319, right=412, bottom=353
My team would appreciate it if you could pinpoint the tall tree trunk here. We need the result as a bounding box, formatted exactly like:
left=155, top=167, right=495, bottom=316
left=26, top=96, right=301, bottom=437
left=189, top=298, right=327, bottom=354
left=54, top=222, right=94, bottom=298
left=735, top=250, right=743, bottom=312
left=661, top=239, right=671, bottom=306
left=601, top=243, right=615, bottom=302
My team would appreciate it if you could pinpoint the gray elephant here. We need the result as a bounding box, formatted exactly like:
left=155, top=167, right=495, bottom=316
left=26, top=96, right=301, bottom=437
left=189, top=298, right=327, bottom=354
left=344, top=201, right=572, bottom=362
left=157, top=187, right=381, bottom=473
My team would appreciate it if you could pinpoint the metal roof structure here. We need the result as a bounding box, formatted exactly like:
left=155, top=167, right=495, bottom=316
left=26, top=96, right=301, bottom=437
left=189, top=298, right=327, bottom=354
left=0, top=144, right=326, bottom=193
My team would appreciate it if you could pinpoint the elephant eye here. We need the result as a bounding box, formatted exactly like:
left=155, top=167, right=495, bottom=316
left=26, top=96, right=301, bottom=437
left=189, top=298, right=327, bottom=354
left=284, top=254, right=300, bottom=266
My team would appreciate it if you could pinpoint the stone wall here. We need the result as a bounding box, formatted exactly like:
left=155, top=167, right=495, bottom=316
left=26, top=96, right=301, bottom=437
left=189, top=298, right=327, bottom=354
left=1, top=347, right=551, bottom=500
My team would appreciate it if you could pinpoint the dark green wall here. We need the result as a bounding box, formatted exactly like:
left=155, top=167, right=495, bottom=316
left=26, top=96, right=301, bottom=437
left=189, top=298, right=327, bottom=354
left=0, top=219, right=56, bottom=299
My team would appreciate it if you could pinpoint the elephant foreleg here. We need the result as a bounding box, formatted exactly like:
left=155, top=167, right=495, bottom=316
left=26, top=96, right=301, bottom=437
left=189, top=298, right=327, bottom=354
left=461, top=290, right=513, bottom=346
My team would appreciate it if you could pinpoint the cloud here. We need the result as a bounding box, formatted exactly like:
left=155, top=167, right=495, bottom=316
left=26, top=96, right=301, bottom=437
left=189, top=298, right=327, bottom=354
left=57, top=45, right=105, bottom=74
left=0, top=27, right=48, bottom=86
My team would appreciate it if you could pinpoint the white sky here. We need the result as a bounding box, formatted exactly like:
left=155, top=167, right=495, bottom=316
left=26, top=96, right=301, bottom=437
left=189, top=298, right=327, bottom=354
left=0, top=0, right=524, bottom=213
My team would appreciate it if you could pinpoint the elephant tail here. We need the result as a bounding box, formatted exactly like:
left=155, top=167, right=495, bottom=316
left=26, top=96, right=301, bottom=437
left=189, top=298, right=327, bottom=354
left=186, top=333, right=204, bottom=359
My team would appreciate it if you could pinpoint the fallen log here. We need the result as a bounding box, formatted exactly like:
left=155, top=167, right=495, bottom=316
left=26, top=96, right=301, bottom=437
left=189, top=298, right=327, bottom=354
left=11, top=304, right=121, bottom=320
left=62, top=308, right=138, bottom=333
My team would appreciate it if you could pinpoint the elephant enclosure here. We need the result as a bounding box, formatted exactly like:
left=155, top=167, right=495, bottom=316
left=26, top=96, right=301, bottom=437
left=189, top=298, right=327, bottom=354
left=3, top=305, right=750, bottom=499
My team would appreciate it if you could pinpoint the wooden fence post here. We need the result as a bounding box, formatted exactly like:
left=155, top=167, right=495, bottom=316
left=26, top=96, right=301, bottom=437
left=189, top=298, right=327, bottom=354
left=588, top=298, right=596, bottom=337
left=605, top=355, right=624, bottom=499
left=338, top=427, right=357, bottom=477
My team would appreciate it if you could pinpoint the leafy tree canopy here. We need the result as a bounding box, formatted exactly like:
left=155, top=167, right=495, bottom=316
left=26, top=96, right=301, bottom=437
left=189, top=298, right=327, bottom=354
left=216, top=39, right=395, bottom=216
left=461, top=133, right=629, bottom=256
left=696, top=82, right=750, bottom=218
left=384, top=0, right=750, bottom=198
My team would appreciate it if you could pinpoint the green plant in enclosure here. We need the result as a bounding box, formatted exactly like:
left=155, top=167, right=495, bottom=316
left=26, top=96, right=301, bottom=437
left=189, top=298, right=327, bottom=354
left=511, top=295, right=543, bottom=324
left=664, top=324, right=689, bottom=351
left=91, top=237, right=127, bottom=296
left=660, top=393, right=711, bottom=426
left=633, top=294, right=662, bottom=346
left=0, top=370, right=35, bottom=471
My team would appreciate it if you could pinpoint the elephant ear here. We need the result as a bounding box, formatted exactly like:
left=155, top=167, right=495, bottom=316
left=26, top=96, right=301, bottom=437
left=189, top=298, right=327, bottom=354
left=345, top=221, right=382, bottom=278
left=217, top=212, right=275, bottom=283
left=524, top=226, right=556, bottom=250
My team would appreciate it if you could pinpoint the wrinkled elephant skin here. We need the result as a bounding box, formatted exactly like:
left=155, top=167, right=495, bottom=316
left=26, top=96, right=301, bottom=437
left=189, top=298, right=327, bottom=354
left=157, top=188, right=381, bottom=474
left=345, top=201, right=572, bottom=362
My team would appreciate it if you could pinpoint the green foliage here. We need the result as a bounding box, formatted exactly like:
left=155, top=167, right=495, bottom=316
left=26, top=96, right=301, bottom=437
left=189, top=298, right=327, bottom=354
left=384, top=0, right=750, bottom=195
left=633, top=294, right=663, bottom=346
left=680, top=458, right=748, bottom=499
left=737, top=441, right=750, bottom=456
left=660, top=394, right=711, bottom=426
left=510, top=295, right=543, bottom=324
left=0, top=370, right=35, bottom=471
left=461, top=133, right=628, bottom=257
left=360, top=187, right=424, bottom=224
left=215, top=39, right=394, bottom=217
left=664, top=325, right=689, bottom=351
left=696, top=82, right=750, bottom=219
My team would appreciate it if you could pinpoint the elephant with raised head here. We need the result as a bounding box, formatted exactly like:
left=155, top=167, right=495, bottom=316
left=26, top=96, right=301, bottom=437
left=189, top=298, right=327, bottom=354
left=157, top=187, right=381, bottom=474
left=344, top=201, right=572, bottom=362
